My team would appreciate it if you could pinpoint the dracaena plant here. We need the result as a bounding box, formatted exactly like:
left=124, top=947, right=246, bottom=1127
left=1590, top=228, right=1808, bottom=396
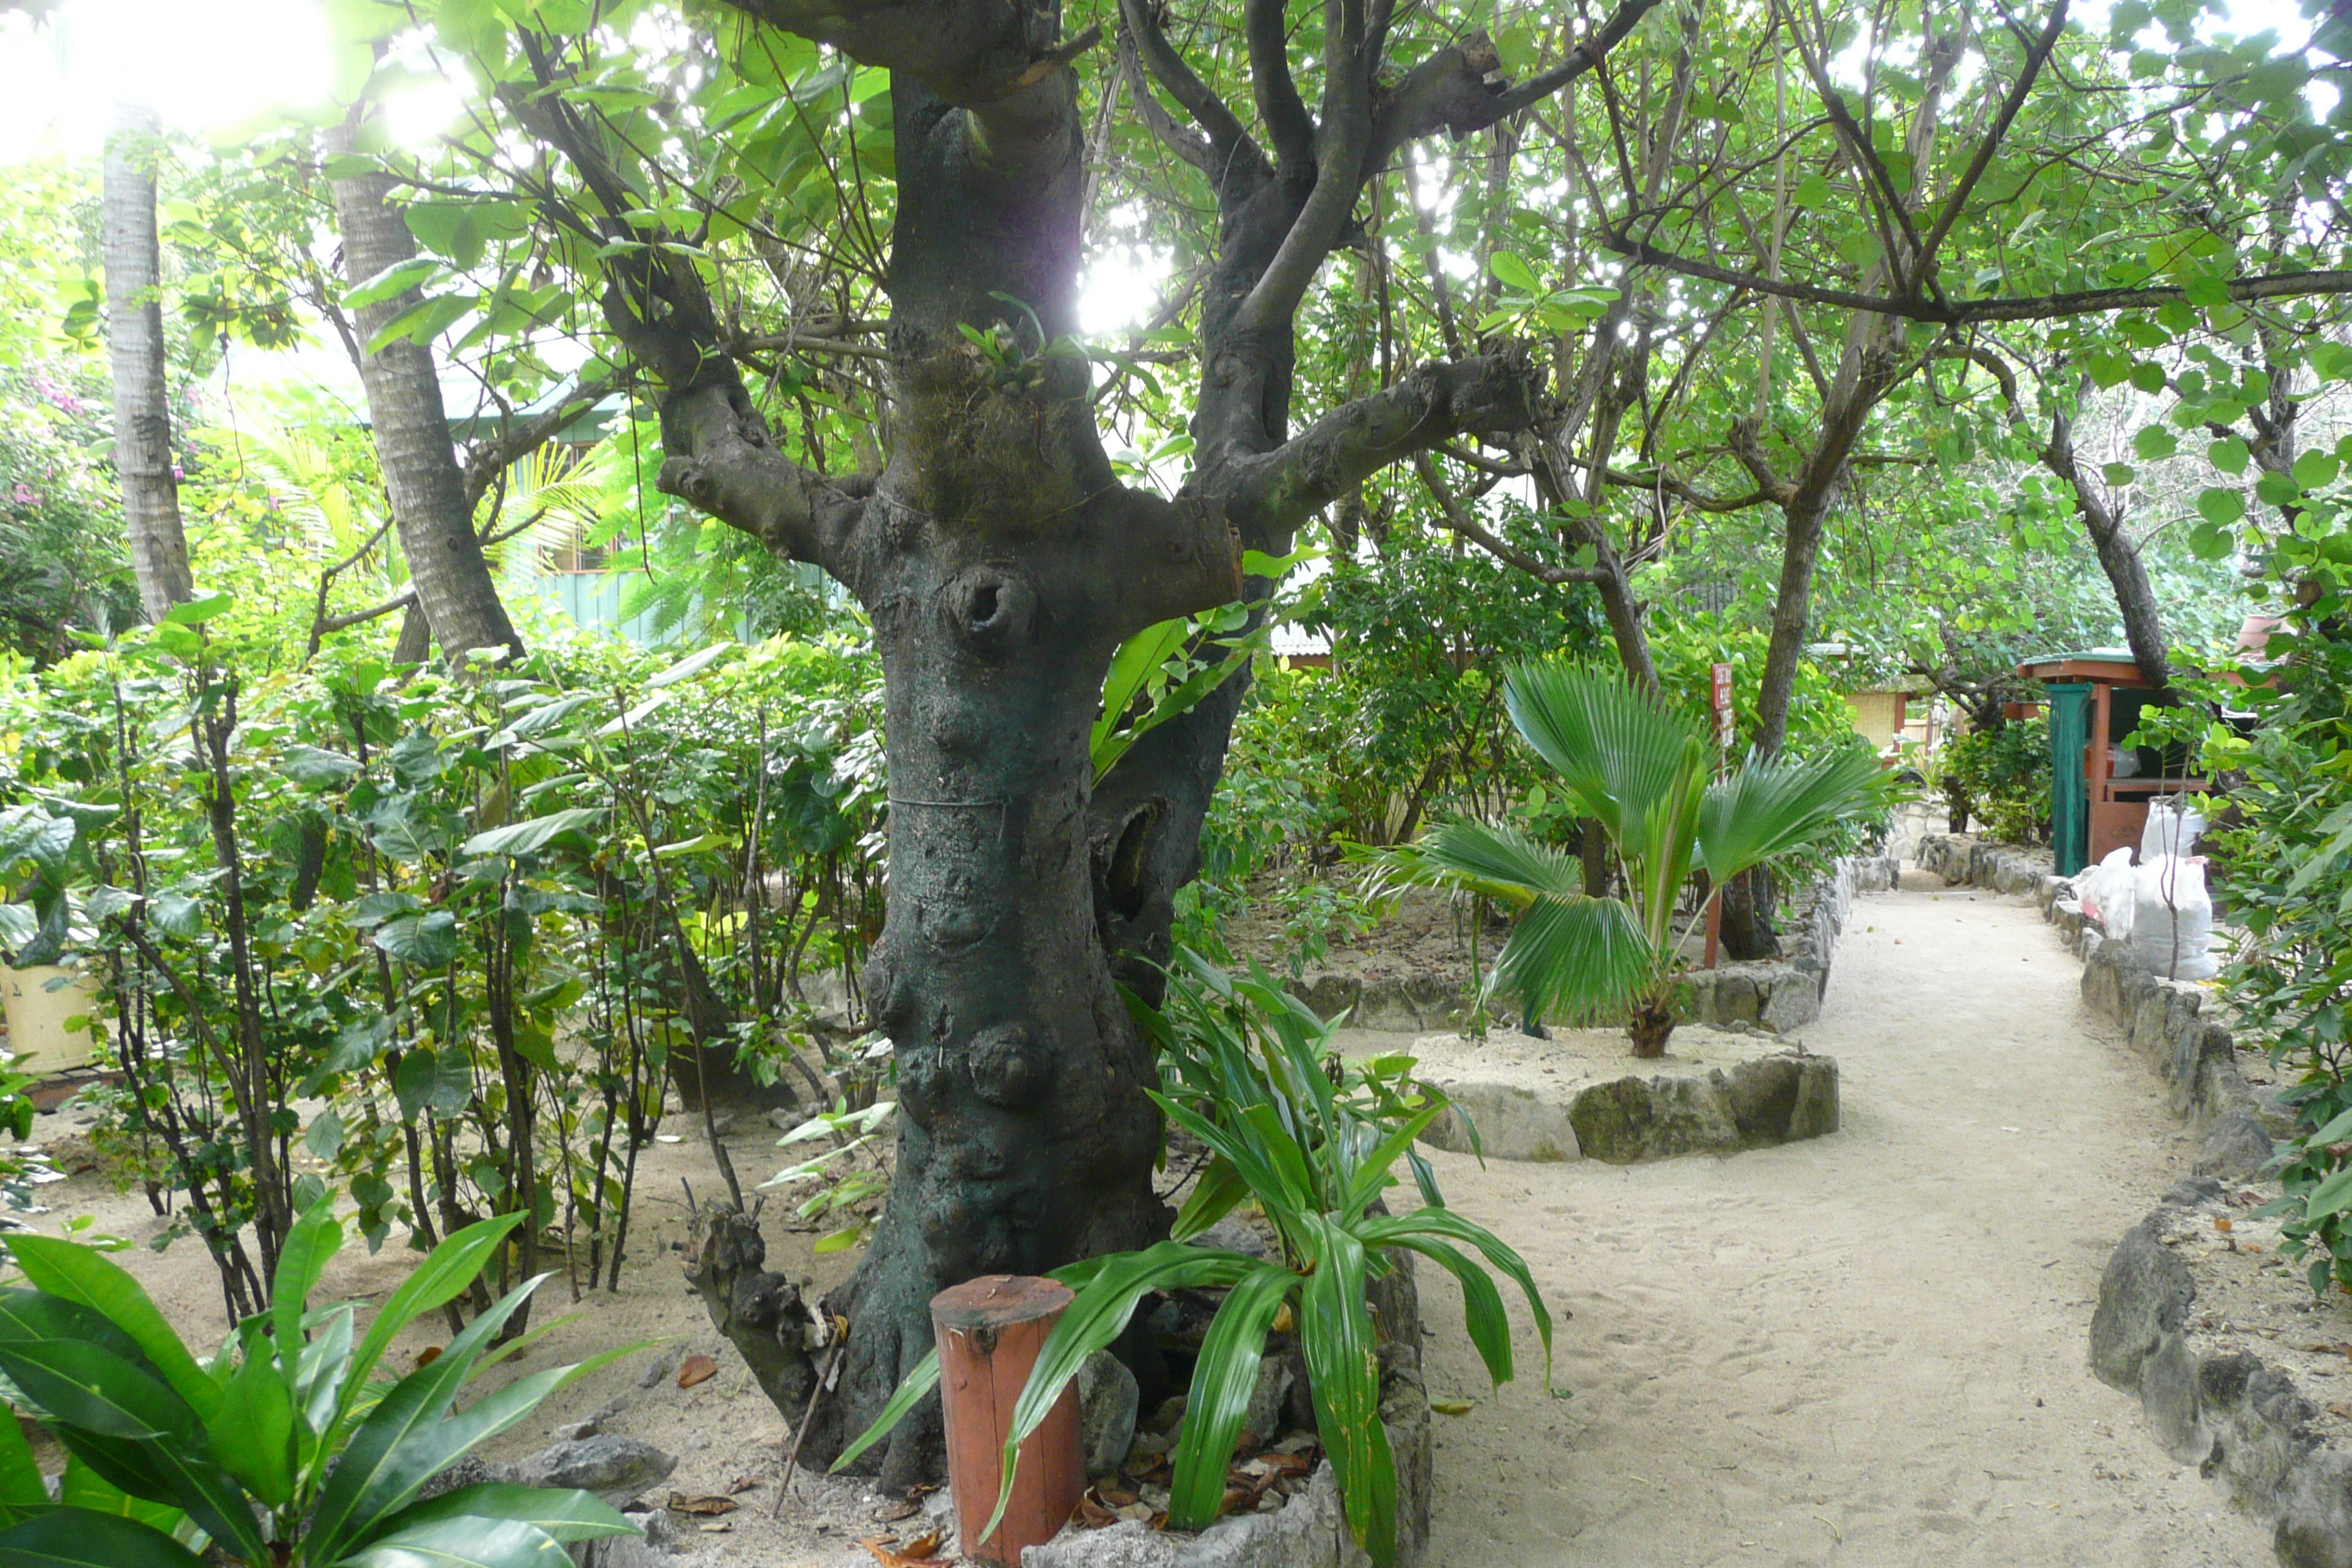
left=1377, top=660, right=1888, bottom=1058
left=832, top=958, right=1549, bottom=1568
left=0, top=1202, right=642, bottom=1568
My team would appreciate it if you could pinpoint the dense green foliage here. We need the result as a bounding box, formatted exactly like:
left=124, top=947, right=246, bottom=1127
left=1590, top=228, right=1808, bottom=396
left=1944, top=717, right=2052, bottom=844
left=0, top=1205, right=640, bottom=1567
left=0, top=599, right=883, bottom=1312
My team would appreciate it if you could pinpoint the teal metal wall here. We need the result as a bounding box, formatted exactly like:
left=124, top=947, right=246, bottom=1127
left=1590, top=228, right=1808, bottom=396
left=2046, top=682, right=2093, bottom=875
left=510, top=567, right=676, bottom=645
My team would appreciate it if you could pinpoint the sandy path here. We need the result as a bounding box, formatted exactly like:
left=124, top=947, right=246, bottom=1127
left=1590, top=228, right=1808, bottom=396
left=1406, top=878, right=2272, bottom=1568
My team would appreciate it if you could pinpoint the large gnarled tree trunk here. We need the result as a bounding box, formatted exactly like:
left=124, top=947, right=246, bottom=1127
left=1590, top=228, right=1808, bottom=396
left=102, top=102, right=195, bottom=622
left=515, top=0, right=1652, bottom=1486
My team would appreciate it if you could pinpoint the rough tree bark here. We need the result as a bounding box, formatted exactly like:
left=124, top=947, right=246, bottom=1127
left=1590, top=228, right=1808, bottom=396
left=326, top=118, right=524, bottom=668
left=102, top=102, right=195, bottom=622
left=515, top=0, right=1656, bottom=1488
left=2040, top=398, right=2171, bottom=689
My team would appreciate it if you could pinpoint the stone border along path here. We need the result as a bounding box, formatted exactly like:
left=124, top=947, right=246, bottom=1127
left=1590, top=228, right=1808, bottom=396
left=1921, top=834, right=2352, bottom=1567
left=1392, top=864, right=2273, bottom=1565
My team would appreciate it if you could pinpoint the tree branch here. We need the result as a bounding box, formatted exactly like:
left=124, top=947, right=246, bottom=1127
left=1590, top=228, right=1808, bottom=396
left=459, top=374, right=616, bottom=510
left=1599, top=230, right=2352, bottom=323
left=1915, top=0, right=2068, bottom=278
left=1411, top=453, right=1610, bottom=584
left=1365, top=0, right=1668, bottom=175
left=1246, top=0, right=1318, bottom=177
left=1117, top=0, right=1261, bottom=172
left=1220, top=349, right=1552, bottom=543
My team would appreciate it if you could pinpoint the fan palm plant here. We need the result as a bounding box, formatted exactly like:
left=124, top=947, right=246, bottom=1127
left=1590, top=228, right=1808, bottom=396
left=1382, top=660, right=1887, bottom=1058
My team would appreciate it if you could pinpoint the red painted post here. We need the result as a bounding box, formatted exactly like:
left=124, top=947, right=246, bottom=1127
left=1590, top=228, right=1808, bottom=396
left=931, top=1275, right=1085, bottom=1565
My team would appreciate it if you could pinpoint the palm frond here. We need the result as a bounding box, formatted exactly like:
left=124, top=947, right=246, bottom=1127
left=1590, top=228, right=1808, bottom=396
left=1395, top=819, right=1588, bottom=908
left=1485, top=894, right=1654, bottom=1023
left=1697, top=745, right=1888, bottom=883
left=1502, top=660, right=1704, bottom=848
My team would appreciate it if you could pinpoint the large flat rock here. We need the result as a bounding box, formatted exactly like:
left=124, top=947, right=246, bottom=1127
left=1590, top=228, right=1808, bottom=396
left=1391, top=1024, right=1839, bottom=1164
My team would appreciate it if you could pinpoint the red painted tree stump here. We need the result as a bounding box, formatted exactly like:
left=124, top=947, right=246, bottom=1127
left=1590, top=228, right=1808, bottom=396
left=931, top=1275, right=1085, bottom=1565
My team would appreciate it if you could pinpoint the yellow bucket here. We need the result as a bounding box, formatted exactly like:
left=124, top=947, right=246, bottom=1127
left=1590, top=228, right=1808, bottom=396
left=1, top=965, right=104, bottom=1076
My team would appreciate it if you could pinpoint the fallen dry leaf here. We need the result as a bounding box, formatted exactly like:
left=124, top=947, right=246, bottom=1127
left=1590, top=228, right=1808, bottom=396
left=2215, top=1216, right=2235, bottom=1234
left=872, top=1497, right=923, bottom=1523
left=723, top=1476, right=760, bottom=1495
left=1078, top=1497, right=1119, bottom=1529
left=900, top=1529, right=943, bottom=1558
left=1098, top=1488, right=1137, bottom=1508
left=676, top=1353, right=718, bottom=1389
left=413, top=1346, right=443, bottom=1370
left=666, top=1493, right=739, bottom=1517
left=856, top=1536, right=951, bottom=1568
left=698, top=1522, right=733, bottom=1534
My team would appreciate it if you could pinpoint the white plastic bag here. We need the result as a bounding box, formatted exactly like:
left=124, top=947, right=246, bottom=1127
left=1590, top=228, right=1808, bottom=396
left=2128, top=856, right=2218, bottom=981
left=2141, top=802, right=2207, bottom=862
left=2081, top=847, right=2137, bottom=939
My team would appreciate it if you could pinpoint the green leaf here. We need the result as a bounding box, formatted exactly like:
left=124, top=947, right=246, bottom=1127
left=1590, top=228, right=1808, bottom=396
left=0, top=1245, right=216, bottom=1424
left=1165, top=1263, right=1296, bottom=1528
left=310, top=1275, right=547, bottom=1560
left=2101, top=462, right=2135, bottom=488
left=0, top=1345, right=264, bottom=1564
left=1170, top=1157, right=1250, bottom=1243
left=374, top=911, right=459, bottom=967
left=344, top=257, right=442, bottom=309
left=210, top=1342, right=296, bottom=1507
left=336, top=1213, right=524, bottom=1433
left=2294, top=451, right=2341, bottom=491
left=1488, top=252, right=1539, bottom=293
left=56, top=1452, right=178, bottom=1537
left=364, top=295, right=471, bottom=355
left=2207, top=437, right=2250, bottom=475
left=374, top=1484, right=638, bottom=1545
left=1294, top=1214, right=1395, bottom=1566
left=282, top=745, right=363, bottom=788
left=2132, top=425, right=2178, bottom=461
left=0, top=1389, right=48, bottom=1523
left=2195, top=486, right=2245, bottom=527
left=1384, top=1236, right=1512, bottom=1386
left=1359, top=1207, right=1552, bottom=1382
left=159, top=593, right=231, bottom=627
left=0, top=1508, right=206, bottom=1568
left=336, top=1516, right=572, bottom=1568
left=271, top=1196, right=344, bottom=1390
left=829, top=1349, right=941, bottom=1474
left=393, top=1047, right=472, bottom=1120
left=2307, top=1164, right=2352, bottom=1222
left=644, top=643, right=738, bottom=687
left=1791, top=172, right=1833, bottom=208
left=461, top=809, right=602, bottom=858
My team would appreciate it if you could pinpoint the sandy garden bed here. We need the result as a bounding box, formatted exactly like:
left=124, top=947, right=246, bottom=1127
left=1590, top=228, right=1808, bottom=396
left=1376, top=1022, right=1838, bottom=1164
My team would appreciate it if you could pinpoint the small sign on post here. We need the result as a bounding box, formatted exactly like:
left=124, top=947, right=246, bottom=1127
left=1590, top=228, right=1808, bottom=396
left=1711, top=662, right=1736, bottom=755
left=1706, top=663, right=1734, bottom=970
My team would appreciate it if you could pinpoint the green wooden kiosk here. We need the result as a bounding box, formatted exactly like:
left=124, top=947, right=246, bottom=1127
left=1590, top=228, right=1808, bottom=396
left=2017, top=649, right=2204, bottom=876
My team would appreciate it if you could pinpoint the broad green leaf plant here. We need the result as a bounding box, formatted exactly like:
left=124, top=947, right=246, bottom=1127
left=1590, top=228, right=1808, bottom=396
left=832, top=957, right=1548, bottom=1567
left=0, top=1203, right=642, bottom=1568
left=1382, top=660, right=1886, bottom=1058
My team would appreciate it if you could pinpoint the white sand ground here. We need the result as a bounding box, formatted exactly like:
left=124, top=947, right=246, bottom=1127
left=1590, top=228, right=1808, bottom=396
left=3, top=872, right=2275, bottom=1565
left=1406, top=876, right=2270, bottom=1567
